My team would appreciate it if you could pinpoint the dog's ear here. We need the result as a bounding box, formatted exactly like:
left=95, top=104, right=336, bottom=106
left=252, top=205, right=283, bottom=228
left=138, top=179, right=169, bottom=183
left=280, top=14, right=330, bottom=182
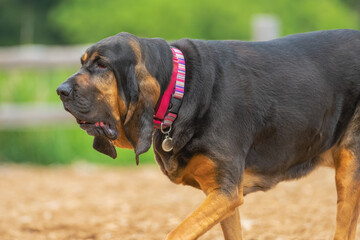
left=121, top=63, right=157, bottom=165
left=110, top=35, right=170, bottom=164
left=93, top=136, right=117, bottom=159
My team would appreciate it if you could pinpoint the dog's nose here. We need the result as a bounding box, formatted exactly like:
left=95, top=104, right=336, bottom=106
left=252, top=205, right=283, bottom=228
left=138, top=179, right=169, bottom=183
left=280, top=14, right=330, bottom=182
left=56, top=82, right=73, bottom=98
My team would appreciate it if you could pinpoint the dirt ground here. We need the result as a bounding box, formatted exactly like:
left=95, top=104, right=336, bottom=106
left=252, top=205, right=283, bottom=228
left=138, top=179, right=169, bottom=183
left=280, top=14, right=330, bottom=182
left=0, top=163, right=357, bottom=240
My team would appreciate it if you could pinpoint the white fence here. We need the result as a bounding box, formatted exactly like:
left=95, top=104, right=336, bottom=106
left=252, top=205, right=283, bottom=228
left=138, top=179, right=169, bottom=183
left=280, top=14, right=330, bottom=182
left=0, top=45, right=88, bottom=68
left=0, top=103, right=75, bottom=130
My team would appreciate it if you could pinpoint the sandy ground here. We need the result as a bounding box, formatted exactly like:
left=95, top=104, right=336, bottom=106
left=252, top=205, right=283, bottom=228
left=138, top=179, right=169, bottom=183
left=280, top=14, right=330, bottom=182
left=0, top=163, right=357, bottom=240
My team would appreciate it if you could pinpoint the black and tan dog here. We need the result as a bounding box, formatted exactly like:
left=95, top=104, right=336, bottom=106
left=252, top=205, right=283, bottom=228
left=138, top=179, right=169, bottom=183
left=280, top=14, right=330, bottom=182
left=57, top=29, right=360, bottom=240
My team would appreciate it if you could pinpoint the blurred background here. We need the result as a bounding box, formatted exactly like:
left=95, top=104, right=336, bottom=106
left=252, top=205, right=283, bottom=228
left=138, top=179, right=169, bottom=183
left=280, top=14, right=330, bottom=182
left=0, top=0, right=359, bottom=166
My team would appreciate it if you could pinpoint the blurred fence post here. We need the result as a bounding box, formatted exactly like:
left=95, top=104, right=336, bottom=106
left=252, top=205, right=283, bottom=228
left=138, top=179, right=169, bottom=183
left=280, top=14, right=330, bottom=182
left=0, top=45, right=87, bottom=69
left=251, top=14, right=281, bottom=41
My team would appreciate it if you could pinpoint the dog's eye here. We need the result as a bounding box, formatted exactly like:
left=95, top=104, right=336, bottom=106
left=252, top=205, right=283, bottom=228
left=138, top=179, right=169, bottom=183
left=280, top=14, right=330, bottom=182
left=96, top=62, right=107, bottom=70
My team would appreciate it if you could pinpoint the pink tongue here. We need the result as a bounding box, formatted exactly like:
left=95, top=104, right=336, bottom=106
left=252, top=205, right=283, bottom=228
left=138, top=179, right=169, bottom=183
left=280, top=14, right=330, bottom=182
left=96, top=122, right=115, bottom=138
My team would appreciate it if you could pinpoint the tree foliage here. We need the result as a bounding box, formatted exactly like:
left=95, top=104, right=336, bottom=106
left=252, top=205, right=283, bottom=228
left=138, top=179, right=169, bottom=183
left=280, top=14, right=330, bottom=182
left=0, top=0, right=359, bottom=46
left=50, top=0, right=359, bottom=43
left=0, top=0, right=63, bottom=45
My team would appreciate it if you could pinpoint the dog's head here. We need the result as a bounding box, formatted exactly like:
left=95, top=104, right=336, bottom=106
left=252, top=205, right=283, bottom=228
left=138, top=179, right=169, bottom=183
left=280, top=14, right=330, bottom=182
left=56, top=33, right=172, bottom=163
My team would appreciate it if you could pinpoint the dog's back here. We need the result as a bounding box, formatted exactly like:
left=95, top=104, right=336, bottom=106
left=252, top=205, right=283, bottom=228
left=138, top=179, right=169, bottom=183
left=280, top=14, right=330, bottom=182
left=172, top=29, right=360, bottom=182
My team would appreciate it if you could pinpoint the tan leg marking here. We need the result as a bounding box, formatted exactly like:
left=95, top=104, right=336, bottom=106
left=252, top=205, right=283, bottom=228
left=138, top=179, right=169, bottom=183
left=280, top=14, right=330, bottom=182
left=220, top=207, right=242, bottom=240
left=166, top=155, right=243, bottom=240
left=175, top=155, right=219, bottom=194
left=348, top=202, right=360, bottom=240
left=166, top=190, right=242, bottom=240
left=334, top=147, right=360, bottom=240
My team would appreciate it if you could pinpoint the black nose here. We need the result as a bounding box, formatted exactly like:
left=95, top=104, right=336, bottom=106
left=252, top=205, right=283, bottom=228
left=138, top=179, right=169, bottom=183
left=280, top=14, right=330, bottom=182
left=56, top=81, right=73, bottom=98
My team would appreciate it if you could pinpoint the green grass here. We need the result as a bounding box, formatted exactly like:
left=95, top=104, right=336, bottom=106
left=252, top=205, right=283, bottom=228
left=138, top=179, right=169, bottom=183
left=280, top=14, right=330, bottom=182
left=0, top=68, right=156, bottom=165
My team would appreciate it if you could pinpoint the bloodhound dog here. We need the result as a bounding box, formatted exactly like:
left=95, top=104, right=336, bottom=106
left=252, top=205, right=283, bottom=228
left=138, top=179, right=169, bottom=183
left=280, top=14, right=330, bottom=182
left=57, top=29, right=360, bottom=240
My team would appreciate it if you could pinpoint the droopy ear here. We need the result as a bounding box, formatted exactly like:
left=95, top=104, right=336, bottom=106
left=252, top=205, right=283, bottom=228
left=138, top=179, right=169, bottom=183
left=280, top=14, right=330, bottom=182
left=93, top=136, right=117, bottom=159
left=122, top=64, right=157, bottom=165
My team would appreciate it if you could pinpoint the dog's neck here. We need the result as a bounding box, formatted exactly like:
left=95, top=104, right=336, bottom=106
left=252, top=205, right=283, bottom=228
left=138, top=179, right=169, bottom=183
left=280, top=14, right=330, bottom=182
left=153, top=47, right=186, bottom=130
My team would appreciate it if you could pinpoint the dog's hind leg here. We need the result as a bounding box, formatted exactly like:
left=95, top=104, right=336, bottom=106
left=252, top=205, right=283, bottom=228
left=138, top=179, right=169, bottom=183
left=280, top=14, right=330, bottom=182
left=333, top=112, right=360, bottom=240
left=166, top=189, right=243, bottom=240
left=220, top=207, right=242, bottom=240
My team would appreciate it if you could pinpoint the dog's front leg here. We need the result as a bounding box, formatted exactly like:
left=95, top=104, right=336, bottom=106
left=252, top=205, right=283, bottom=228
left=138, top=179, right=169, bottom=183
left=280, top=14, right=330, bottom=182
left=166, top=189, right=243, bottom=240
left=166, top=154, right=243, bottom=240
left=220, top=207, right=243, bottom=240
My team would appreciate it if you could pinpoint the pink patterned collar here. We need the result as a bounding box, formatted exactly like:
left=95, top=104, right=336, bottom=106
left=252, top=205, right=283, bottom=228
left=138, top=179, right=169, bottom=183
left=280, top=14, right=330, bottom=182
left=153, top=47, right=185, bottom=130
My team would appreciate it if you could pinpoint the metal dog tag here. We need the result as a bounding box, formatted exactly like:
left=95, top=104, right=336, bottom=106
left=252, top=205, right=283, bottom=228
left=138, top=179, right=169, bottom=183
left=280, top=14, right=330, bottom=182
left=162, top=136, right=173, bottom=152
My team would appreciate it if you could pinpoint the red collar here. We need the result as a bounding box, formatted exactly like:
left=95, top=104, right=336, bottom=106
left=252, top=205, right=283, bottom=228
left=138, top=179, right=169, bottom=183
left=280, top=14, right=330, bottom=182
left=153, top=47, right=185, bottom=129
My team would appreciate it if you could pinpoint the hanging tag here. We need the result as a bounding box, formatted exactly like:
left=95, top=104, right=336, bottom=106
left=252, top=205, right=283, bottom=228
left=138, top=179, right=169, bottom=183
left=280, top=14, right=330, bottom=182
left=162, top=135, right=173, bottom=152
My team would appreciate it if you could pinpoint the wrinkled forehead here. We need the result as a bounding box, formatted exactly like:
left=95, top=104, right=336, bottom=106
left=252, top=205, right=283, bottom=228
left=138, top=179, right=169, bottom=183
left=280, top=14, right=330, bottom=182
left=81, top=35, right=138, bottom=65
